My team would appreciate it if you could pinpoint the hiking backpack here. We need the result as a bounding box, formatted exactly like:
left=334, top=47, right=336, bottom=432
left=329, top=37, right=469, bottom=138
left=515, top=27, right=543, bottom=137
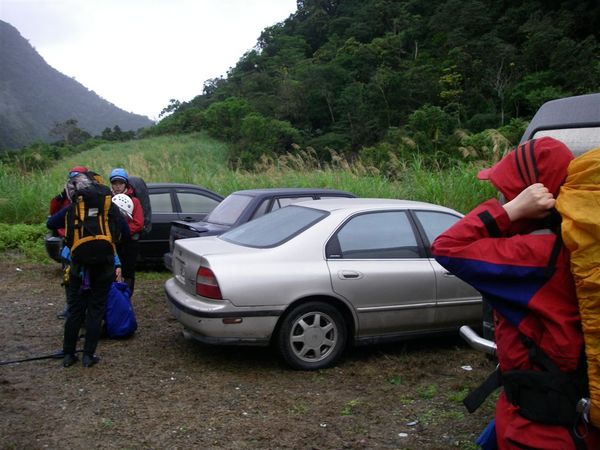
left=127, top=176, right=152, bottom=236
left=86, top=170, right=106, bottom=186
left=65, top=182, right=119, bottom=265
left=556, top=146, right=600, bottom=429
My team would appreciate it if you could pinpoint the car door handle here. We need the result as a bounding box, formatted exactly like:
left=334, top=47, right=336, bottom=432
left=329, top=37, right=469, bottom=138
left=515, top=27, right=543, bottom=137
left=338, top=270, right=363, bottom=280
left=443, top=271, right=455, bottom=277
left=182, top=217, right=196, bottom=222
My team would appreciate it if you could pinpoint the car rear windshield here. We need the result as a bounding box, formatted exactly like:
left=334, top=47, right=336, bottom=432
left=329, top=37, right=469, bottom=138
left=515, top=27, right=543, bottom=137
left=220, top=205, right=327, bottom=248
left=205, top=194, right=253, bottom=225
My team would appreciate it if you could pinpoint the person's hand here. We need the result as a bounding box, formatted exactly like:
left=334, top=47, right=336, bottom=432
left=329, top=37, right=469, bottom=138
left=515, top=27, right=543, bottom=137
left=115, top=267, right=122, bottom=282
left=503, top=183, right=555, bottom=222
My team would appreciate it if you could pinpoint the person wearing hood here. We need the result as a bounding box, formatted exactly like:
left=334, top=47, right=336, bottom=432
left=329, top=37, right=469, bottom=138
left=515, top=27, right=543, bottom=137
left=46, top=171, right=123, bottom=368
left=109, top=168, right=144, bottom=295
left=431, top=137, right=600, bottom=449
left=48, top=166, right=89, bottom=237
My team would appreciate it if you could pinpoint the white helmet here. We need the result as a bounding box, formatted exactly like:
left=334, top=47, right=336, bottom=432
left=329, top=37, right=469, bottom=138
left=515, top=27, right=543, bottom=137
left=112, top=193, right=134, bottom=219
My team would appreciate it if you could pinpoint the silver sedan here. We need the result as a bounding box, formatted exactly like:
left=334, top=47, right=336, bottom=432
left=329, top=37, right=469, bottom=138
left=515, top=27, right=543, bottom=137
left=165, top=198, right=481, bottom=370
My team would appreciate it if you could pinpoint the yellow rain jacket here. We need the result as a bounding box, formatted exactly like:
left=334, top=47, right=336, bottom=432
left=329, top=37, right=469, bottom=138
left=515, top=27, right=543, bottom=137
left=556, top=146, right=600, bottom=428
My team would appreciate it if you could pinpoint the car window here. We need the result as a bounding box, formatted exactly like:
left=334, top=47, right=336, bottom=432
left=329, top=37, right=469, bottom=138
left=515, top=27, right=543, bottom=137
left=532, top=127, right=600, bottom=156
left=250, top=196, right=315, bottom=220
left=176, top=192, right=220, bottom=213
left=205, top=194, right=253, bottom=225
left=413, top=211, right=460, bottom=246
left=250, top=199, right=270, bottom=220
left=221, top=205, right=327, bottom=248
left=149, top=192, right=173, bottom=213
left=333, top=211, right=419, bottom=259
left=273, top=196, right=314, bottom=210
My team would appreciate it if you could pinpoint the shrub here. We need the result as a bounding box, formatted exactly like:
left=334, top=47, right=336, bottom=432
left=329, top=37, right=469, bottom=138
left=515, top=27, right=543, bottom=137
left=202, top=97, right=253, bottom=141
left=0, top=223, right=47, bottom=261
left=306, top=132, right=351, bottom=159
left=231, top=113, right=301, bottom=168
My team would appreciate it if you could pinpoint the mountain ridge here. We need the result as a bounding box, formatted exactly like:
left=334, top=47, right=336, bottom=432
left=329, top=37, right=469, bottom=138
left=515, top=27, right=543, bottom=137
left=0, top=20, right=154, bottom=150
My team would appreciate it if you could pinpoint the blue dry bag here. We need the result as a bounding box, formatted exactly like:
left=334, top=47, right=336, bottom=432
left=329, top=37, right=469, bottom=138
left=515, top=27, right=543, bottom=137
left=105, top=282, right=137, bottom=338
left=475, top=419, right=497, bottom=450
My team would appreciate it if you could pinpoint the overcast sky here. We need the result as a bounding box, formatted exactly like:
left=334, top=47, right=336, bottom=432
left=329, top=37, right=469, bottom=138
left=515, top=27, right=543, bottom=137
left=0, top=0, right=297, bottom=120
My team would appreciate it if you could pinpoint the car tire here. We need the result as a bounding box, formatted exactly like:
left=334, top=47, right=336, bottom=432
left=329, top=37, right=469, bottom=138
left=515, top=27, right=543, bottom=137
left=277, top=301, right=347, bottom=370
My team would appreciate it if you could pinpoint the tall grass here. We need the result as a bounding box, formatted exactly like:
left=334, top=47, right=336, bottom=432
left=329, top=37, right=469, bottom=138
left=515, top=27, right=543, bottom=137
left=0, top=132, right=496, bottom=226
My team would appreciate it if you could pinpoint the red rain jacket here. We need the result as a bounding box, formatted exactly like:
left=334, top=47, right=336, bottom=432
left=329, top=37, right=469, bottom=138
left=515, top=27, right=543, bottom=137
left=121, top=185, right=144, bottom=236
left=432, top=137, right=600, bottom=449
left=49, top=195, right=71, bottom=237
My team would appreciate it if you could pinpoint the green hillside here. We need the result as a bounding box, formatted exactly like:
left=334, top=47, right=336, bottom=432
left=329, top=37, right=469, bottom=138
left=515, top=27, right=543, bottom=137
left=150, top=0, right=599, bottom=168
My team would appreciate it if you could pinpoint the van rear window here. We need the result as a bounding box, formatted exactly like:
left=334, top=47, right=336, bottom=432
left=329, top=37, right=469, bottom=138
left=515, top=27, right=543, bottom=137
left=533, top=127, right=600, bottom=156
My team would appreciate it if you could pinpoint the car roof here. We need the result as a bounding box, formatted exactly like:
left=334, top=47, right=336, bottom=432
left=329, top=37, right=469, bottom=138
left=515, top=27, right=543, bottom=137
left=148, top=182, right=212, bottom=190
left=229, top=187, right=356, bottom=198
left=521, top=93, right=600, bottom=143
left=293, top=197, right=461, bottom=215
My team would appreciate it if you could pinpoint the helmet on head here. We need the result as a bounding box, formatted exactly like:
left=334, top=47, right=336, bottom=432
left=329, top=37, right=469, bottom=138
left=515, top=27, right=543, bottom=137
left=65, top=173, right=92, bottom=200
left=68, top=166, right=89, bottom=179
left=112, top=193, right=134, bottom=219
left=109, top=168, right=129, bottom=184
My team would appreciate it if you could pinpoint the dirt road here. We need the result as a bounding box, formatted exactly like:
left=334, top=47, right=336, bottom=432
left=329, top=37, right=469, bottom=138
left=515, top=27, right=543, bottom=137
left=1, top=259, right=495, bottom=449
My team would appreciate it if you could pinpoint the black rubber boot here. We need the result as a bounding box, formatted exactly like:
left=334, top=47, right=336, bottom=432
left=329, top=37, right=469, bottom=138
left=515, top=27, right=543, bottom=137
left=82, top=354, right=100, bottom=368
left=63, top=353, right=79, bottom=367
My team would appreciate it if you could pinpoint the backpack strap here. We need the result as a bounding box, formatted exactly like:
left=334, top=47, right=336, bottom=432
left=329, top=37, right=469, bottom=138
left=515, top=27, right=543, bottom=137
left=463, top=365, right=502, bottom=413
left=544, top=232, right=563, bottom=278
left=501, top=335, right=589, bottom=434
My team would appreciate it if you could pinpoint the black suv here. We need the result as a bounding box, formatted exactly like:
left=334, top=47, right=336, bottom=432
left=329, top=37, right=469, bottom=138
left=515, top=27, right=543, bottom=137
left=163, top=187, right=356, bottom=270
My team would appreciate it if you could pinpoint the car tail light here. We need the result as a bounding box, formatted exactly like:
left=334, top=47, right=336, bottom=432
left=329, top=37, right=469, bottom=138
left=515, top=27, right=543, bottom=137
left=196, top=266, right=222, bottom=299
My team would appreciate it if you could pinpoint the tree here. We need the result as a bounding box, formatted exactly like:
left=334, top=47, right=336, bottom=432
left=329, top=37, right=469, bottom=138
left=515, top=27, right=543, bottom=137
left=159, top=99, right=182, bottom=118
left=49, top=119, right=91, bottom=146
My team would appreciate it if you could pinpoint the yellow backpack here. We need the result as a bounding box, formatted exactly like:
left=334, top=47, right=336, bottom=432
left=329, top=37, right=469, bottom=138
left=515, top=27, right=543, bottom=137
left=556, top=146, right=600, bottom=428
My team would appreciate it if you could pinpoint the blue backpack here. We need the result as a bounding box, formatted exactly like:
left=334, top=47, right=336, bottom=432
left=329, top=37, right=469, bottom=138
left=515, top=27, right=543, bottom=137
left=105, top=282, right=137, bottom=338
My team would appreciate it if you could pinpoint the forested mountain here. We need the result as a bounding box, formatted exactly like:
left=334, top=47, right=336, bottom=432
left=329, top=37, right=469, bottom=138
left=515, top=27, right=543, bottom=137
left=152, top=0, right=599, bottom=167
left=0, top=20, right=153, bottom=150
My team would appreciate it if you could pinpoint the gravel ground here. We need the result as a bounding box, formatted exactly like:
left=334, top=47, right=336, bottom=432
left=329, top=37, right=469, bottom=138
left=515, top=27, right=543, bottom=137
left=0, top=258, right=496, bottom=449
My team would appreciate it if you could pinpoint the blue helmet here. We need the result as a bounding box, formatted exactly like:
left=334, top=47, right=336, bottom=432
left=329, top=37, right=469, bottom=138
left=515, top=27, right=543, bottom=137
left=109, top=168, right=129, bottom=183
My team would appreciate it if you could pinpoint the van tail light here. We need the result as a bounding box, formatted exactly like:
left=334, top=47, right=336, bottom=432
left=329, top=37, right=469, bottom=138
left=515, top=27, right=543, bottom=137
left=196, top=266, right=222, bottom=299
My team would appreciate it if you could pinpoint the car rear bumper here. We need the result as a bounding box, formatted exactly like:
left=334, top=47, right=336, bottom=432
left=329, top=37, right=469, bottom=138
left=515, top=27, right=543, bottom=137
left=164, top=278, right=281, bottom=344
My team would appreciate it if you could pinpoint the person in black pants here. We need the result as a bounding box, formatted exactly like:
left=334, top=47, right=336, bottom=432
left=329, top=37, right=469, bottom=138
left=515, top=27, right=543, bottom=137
left=47, top=173, right=126, bottom=368
left=109, top=168, right=144, bottom=295
left=63, top=261, right=117, bottom=367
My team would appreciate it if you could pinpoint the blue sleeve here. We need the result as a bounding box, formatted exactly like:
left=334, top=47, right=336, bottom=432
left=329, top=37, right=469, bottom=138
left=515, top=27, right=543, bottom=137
left=46, top=205, right=70, bottom=230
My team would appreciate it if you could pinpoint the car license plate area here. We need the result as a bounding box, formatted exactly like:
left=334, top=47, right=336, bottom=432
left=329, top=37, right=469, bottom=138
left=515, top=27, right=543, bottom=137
left=175, top=257, right=186, bottom=284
